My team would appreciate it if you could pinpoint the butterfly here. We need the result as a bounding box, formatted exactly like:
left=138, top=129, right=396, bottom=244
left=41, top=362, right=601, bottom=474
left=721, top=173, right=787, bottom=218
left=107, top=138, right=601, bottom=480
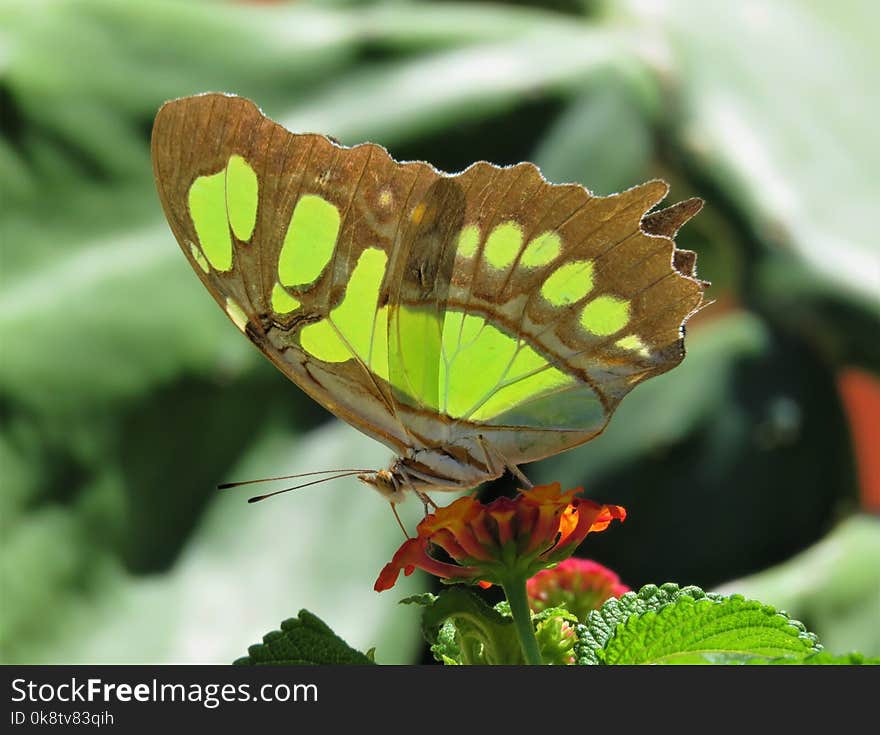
left=151, top=93, right=706, bottom=505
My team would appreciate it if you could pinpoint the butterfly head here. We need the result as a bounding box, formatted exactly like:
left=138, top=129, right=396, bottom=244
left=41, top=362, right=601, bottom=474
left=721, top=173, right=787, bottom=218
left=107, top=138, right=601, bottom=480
left=358, top=469, right=408, bottom=505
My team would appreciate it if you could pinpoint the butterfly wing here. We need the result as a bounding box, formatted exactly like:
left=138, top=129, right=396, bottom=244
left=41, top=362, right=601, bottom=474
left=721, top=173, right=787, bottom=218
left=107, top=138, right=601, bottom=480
left=152, top=93, right=706, bottom=480
left=152, top=93, right=444, bottom=456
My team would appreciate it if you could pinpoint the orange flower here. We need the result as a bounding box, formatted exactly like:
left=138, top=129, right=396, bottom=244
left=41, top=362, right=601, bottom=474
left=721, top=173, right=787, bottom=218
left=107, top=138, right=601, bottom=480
left=375, top=483, right=625, bottom=592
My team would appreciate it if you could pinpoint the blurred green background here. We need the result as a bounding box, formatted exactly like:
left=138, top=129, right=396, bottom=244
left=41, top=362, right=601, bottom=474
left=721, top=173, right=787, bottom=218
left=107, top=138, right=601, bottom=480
left=1, top=0, right=878, bottom=664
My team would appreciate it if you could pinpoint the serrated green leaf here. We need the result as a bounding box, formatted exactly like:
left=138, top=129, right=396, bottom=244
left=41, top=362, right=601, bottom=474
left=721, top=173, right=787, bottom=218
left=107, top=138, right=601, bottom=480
left=603, top=596, right=820, bottom=665
left=234, top=610, right=374, bottom=666
left=575, top=584, right=714, bottom=665
left=575, top=584, right=819, bottom=665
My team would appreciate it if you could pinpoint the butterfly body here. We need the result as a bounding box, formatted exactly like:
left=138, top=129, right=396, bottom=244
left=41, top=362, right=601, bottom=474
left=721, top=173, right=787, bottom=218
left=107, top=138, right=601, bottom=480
left=152, top=93, right=706, bottom=503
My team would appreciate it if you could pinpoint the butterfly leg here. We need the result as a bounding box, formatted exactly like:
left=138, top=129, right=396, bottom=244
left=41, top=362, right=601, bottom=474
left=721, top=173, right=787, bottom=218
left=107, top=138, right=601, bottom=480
left=477, top=434, right=533, bottom=489
left=476, top=434, right=502, bottom=477
left=506, top=462, right=533, bottom=489
left=417, top=491, right=438, bottom=513
left=398, top=464, right=437, bottom=516
left=388, top=474, right=411, bottom=539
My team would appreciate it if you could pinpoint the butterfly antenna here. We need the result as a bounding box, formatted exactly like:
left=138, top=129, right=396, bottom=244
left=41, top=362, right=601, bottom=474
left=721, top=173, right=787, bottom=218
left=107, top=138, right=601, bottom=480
left=246, top=471, right=365, bottom=504
left=218, top=468, right=372, bottom=490
left=390, top=502, right=411, bottom=539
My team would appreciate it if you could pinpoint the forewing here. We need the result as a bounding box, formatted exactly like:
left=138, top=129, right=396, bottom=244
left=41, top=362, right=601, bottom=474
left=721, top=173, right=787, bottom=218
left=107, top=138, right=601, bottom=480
left=152, top=93, right=438, bottom=454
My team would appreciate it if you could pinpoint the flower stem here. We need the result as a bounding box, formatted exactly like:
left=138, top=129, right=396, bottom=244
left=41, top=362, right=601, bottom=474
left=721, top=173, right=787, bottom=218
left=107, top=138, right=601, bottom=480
left=502, top=577, right=543, bottom=665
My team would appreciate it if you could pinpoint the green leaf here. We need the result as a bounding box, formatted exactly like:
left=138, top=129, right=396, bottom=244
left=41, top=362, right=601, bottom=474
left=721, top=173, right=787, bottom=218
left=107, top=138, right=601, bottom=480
left=602, top=597, right=820, bottom=665
left=234, top=610, right=374, bottom=666
left=575, top=583, right=712, bottom=665
left=419, top=587, right=512, bottom=646
left=575, top=583, right=820, bottom=665
left=415, top=587, right=522, bottom=665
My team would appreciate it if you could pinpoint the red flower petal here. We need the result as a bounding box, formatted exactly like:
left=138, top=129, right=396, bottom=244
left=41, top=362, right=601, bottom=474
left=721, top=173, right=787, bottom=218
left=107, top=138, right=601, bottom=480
left=373, top=537, right=480, bottom=592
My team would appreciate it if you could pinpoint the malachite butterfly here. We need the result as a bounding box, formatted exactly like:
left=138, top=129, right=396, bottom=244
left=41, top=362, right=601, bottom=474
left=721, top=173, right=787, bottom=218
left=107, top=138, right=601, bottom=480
left=151, top=93, right=707, bottom=504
